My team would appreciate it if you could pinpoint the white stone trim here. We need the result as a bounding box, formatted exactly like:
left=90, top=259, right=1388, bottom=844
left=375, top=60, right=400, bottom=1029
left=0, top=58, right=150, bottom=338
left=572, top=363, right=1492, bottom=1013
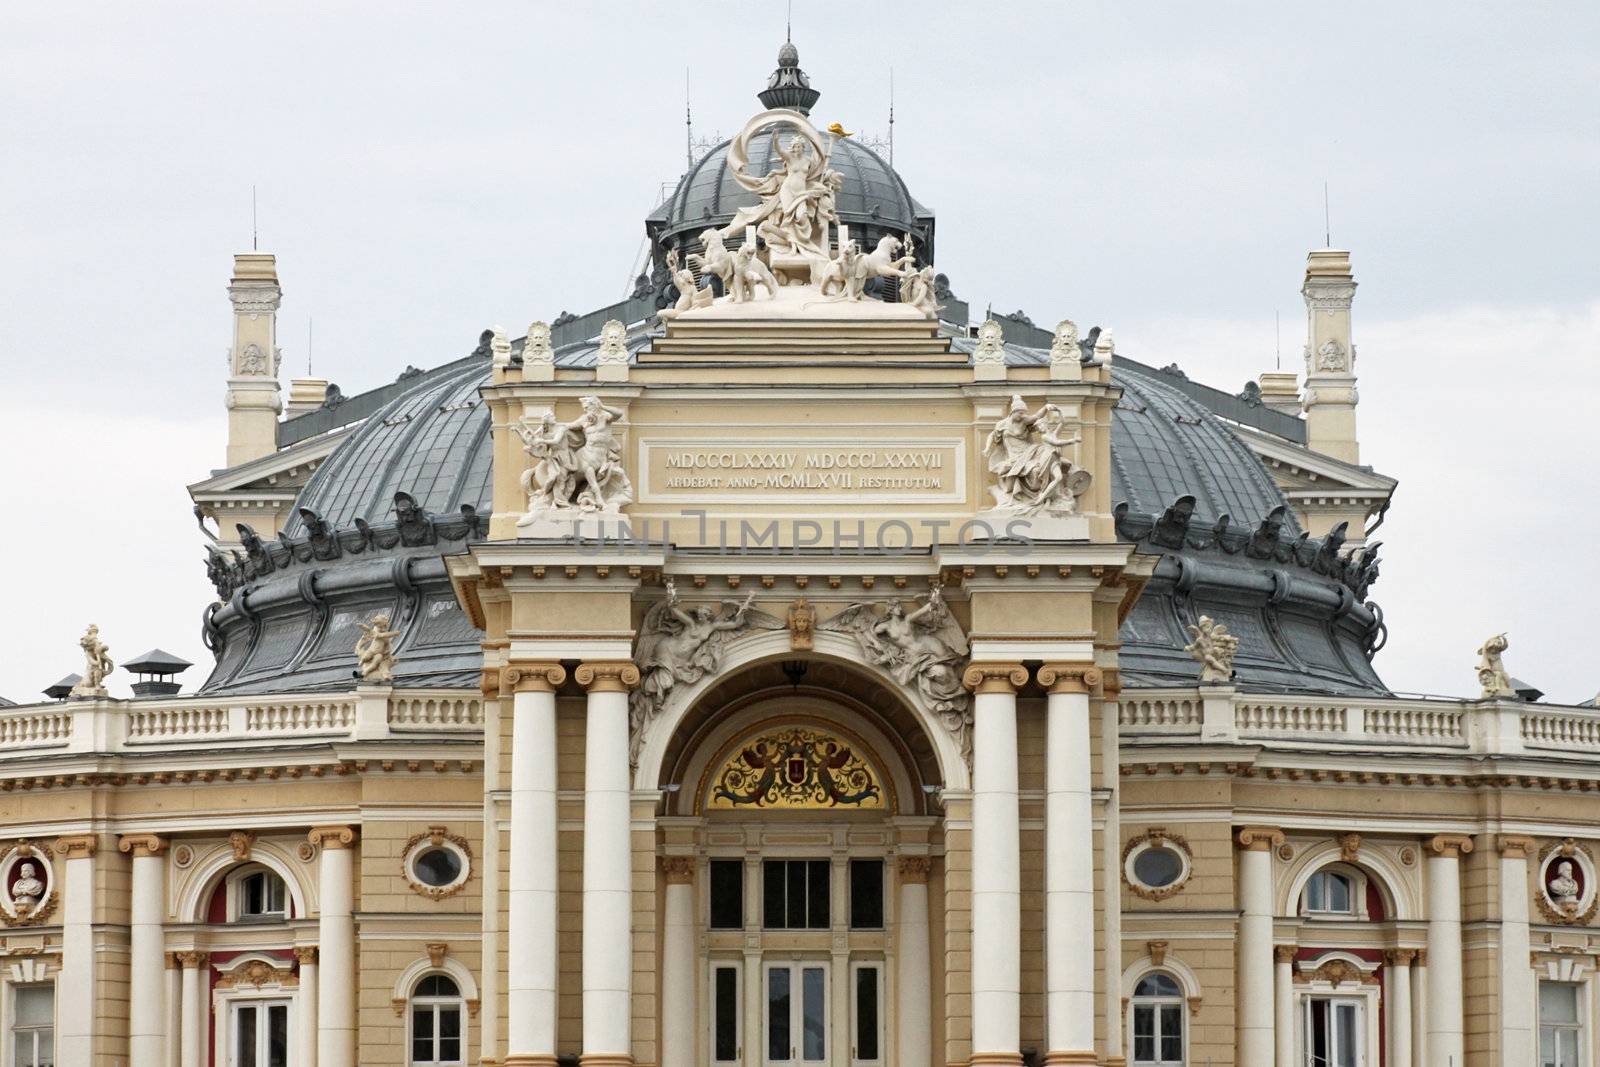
left=391, top=954, right=480, bottom=1006
left=173, top=840, right=313, bottom=923
left=631, top=629, right=970, bottom=792
left=1278, top=840, right=1415, bottom=921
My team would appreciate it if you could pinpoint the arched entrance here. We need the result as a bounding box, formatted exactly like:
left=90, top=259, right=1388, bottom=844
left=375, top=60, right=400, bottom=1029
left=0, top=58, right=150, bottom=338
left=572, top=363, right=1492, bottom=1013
left=653, top=655, right=948, bottom=1067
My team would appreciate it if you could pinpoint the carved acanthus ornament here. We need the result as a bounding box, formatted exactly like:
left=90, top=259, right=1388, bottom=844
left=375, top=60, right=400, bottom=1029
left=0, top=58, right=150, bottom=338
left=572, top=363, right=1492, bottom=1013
left=824, top=587, right=973, bottom=765
left=1296, top=957, right=1378, bottom=988
left=1276, top=945, right=1298, bottom=964
left=216, top=958, right=296, bottom=989
left=898, top=856, right=931, bottom=883
left=660, top=856, right=696, bottom=884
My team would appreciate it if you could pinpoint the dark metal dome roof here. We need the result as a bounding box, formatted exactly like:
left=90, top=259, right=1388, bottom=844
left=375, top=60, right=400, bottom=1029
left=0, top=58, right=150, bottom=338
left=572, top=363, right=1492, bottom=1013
left=282, top=359, right=493, bottom=536
left=647, top=132, right=934, bottom=262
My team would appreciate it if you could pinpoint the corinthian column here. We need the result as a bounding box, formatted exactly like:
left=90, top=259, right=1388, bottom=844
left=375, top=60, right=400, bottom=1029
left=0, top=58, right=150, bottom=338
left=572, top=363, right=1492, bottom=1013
left=1274, top=945, right=1296, bottom=1067
left=896, top=856, right=933, bottom=1067
left=1036, top=663, right=1100, bottom=1067
left=576, top=660, right=642, bottom=1067
left=309, top=825, right=359, bottom=1067
left=506, top=662, right=567, bottom=1067
left=177, top=951, right=209, bottom=1067
left=1386, top=949, right=1415, bottom=1067
left=120, top=834, right=169, bottom=1066
left=963, top=662, right=1028, bottom=1067
left=1498, top=835, right=1536, bottom=1064
left=1235, top=827, right=1283, bottom=1066
left=660, top=857, right=697, bottom=1067
left=295, top=947, right=319, bottom=1067
left=1425, top=834, right=1472, bottom=1065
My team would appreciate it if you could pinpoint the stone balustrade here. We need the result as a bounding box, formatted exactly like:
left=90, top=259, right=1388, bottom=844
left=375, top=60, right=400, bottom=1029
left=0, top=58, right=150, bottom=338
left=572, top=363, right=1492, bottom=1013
left=0, top=687, right=482, bottom=755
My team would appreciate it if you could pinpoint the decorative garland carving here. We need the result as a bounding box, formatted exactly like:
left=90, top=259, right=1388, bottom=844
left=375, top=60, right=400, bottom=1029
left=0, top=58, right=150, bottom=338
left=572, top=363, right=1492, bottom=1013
left=1537, top=838, right=1599, bottom=926
left=1122, top=827, right=1194, bottom=901
left=401, top=826, right=473, bottom=901
left=1296, top=957, right=1379, bottom=988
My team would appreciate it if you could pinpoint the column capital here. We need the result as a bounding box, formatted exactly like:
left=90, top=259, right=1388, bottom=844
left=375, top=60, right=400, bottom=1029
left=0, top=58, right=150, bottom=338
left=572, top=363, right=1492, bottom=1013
left=1415, top=948, right=1428, bottom=967
left=660, top=856, right=695, bottom=884
left=1386, top=948, right=1419, bottom=966
left=294, top=946, right=319, bottom=966
left=166, top=951, right=182, bottom=969
left=1498, top=834, right=1537, bottom=859
left=898, top=855, right=932, bottom=883
left=1428, top=833, right=1474, bottom=859
left=1236, top=826, right=1285, bottom=852
left=574, top=660, right=640, bottom=693
left=118, top=833, right=168, bottom=857
left=505, top=662, right=567, bottom=694
left=176, top=950, right=210, bottom=969
left=1275, top=945, right=1298, bottom=964
left=53, top=834, right=97, bottom=859
left=962, top=661, right=1028, bottom=694
left=308, top=825, right=358, bottom=850
left=1035, top=662, right=1101, bottom=694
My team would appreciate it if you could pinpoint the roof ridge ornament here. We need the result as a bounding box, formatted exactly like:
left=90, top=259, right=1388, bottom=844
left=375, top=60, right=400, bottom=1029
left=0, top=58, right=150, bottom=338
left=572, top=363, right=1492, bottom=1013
left=759, top=37, right=820, bottom=115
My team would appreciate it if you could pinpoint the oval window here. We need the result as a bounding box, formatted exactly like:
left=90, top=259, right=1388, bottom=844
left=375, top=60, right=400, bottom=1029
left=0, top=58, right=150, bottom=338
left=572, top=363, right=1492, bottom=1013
left=414, top=847, right=463, bottom=888
left=1132, top=845, right=1184, bottom=888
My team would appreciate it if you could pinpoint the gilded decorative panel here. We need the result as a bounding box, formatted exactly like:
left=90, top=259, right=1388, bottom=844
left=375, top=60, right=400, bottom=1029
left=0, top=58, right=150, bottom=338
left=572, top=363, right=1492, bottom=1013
left=708, top=726, right=885, bottom=810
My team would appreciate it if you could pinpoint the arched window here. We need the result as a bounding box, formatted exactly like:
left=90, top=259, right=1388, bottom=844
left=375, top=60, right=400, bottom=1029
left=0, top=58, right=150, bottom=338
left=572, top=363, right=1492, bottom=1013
left=410, top=974, right=464, bottom=1065
left=1304, top=869, right=1355, bottom=916
left=1130, top=971, right=1185, bottom=1065
left=220, top=865, right=290, bottom=923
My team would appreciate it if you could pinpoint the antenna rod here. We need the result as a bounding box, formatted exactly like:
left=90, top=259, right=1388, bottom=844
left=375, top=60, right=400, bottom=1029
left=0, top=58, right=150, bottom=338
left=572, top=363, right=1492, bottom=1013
left=685, top=68, right=693, bottom=171
left=307, top=317, right=313, bottom=377
left=888, top=68, right=895, bottom=168
left=251, top=185, right=258, bottom=251
left=1275, top=310, right=1281, bottom=371
left=1324, top=180, right=1331, bottom=247
left=786, top=0, right=792, bottom=42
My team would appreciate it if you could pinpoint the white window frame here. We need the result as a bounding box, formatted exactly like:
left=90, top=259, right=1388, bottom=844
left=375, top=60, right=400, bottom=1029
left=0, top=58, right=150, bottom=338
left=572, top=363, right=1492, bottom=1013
left=226, top=864, right=289, bottom=923
left=408, top=973, right=466, bottom=1066
left=1299, top=864, right=1370, bottom=921
left=849, top=960, right=884, bottom=1067
left=224, top=995, right=292, bottom=1067
left=6, top=980, right=55, bottom=1067
left=1128, top=971, right=1188, bottom=1066
left=1537, top=978, right=1587, bottom=1067
left=761, top=959, right=830, bottom=1065
left=708, top=959, right=744, bottom=1064
left=1301, top=994, right=1365, bottom=1067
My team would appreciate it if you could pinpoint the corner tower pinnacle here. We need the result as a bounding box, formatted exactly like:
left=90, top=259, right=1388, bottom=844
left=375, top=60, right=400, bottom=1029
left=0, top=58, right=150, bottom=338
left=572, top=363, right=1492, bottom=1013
left=224, top=252, right=283, bottom=467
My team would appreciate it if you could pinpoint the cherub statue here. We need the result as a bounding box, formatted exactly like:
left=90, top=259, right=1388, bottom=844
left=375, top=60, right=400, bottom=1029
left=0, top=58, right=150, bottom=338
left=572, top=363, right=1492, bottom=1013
left=1476, top=633, right=1516, bottom=698
left=354, top=612, right=401, bottom=683
left=823, top=585, right=973, bottom=763
left=1550, top=859, right=1581, bottom=905
left=630, top=581, right=781, bottom=763
left=1185, top=615, right=1239, bottom=684
left=10, top=861, right=44, bottom=909
left=69, top=625, right=113, bottom=697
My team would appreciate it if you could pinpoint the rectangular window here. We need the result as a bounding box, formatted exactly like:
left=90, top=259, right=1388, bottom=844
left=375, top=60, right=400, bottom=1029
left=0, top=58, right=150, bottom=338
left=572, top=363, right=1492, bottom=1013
left=801, top=966, right=827, bottom=1061
left=849, top=860, right=884, bottom=929
left=768, top=966, right=792, bottom=1060
left=232, top=999, right=290, bottom=1067
left=713, top=964, right=740, bottom=1062
left=763, top=860, right=831, bottom=929
left=1305, top=997, right=1361, bottom=1067
left=1540, top=981, right=1582, bottom=1067
left=709, top=860, right=744, bottom=929
left=852, top=963, right=882, bottom=1064
left=11, top=983, right=52, bottom=1067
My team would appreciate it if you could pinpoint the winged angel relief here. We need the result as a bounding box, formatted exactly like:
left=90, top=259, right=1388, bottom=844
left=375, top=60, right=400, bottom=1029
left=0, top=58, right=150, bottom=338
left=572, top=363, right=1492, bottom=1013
left=821, top=586, right=974, bottom=765
left=629, top=581, right=783, bottom=764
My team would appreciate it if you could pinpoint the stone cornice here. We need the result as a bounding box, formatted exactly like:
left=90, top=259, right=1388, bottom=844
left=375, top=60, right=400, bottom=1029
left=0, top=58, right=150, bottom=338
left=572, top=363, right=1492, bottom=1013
left=505, top=663, right=567, bottom=694
left=962, top=662, right=1028, bottom=695
left=118, top=834, right=168, bottom=857
left=307, top=826, right=358, bottom=851
left=1036, top=662, right=1102, bottom=695
left=1236, top=826, right=1285, bottom=852
left=574, top=661, right=640, bottom=693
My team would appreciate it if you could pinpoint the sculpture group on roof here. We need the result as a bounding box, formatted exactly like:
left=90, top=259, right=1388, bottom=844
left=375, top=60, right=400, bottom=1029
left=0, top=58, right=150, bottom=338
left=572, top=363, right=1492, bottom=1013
left=983, top=395, right=1092, bottom=515
left=514, top=395, right=635, bottom=524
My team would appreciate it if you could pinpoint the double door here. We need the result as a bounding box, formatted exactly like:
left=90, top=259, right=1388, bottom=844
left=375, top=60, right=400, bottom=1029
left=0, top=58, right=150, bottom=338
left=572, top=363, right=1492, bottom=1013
left=711, top=960, right=883, bottom=1066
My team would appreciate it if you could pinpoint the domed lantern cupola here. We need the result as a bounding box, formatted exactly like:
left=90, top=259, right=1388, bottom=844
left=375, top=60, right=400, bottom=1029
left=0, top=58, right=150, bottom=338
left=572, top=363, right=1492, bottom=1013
left=758, top=37, right=820, bottom=115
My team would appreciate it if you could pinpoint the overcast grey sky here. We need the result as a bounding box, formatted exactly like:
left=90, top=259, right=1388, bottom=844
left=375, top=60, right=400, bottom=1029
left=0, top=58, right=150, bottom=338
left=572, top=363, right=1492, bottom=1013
left=2, top=4, right=1597, bottom=703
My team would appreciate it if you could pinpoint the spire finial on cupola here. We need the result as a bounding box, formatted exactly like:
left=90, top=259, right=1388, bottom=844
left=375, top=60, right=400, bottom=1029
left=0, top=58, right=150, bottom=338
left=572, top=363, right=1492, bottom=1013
left=759, top=34, right=820, bottom=115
